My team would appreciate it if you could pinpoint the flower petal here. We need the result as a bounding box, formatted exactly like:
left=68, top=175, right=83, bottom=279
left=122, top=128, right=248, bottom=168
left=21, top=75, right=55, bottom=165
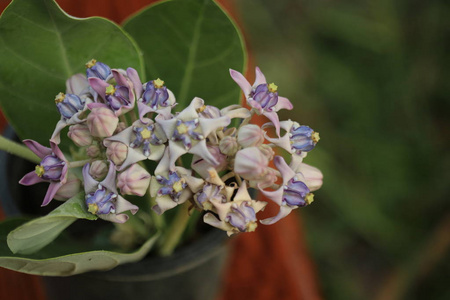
left=260, top=205, right=292, bottom=225
left=41, top=182, right=62, bottom=206
left=19, top=171, right=46, bottom=185
left=23, top=139, right=51, bottom=158
left=254, top=66, right=267, bottom=86
left=127, top=67, right=143, bottom=100
left=229, top=69, right=252, bottom=96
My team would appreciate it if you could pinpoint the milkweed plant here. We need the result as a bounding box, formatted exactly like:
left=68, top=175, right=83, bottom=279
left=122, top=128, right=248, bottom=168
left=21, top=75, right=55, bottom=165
left=0, top=0, right=322, bottom=276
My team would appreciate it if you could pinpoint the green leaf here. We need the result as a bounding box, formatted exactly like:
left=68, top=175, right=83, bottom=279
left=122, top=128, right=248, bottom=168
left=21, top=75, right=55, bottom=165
left=0, top=218, right=159, bottom=276
left=0, top=0, right=144, bottom=145
left=123, top=0, right=246, bottom=108
left=6, top=192, right=97, bottom=255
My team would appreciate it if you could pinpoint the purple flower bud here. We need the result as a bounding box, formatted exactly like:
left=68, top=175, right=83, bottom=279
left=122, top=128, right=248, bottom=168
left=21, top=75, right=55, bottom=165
left=55, top=92, right=85, bottom=120
left=219, top=136, right=238, bottom=156
left=106, top=142, right=128, bottom=166
left=89, top=160, right=108, bottom=181
left=68, top=124, right=93, bottom=147
left=86, top=145, right=100, bottom=158
left=85, top=59, right=111, bottom=80
left=234, top=147, right=269, bottom=181
left=237, top=124, right=264, bottom=148
left=117, top=164, right=151, bottom=196
left=282, top=177, right=310, bottom=207
left=54, top=173, right=81, bottom=200
left=87, top=107, right=119, bottom=137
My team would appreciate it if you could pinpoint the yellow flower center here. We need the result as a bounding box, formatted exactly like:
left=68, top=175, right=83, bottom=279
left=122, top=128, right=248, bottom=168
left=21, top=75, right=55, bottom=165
left=197, top=105, right=207, bottom=113
left=153, top=78, right=165, bottom=89
left=246, top=221, right=258, bottom=232
left=172, top=178, right=185, bottom=193
left=140, top=128, right=151, bottom=139
left=105, top=85, right=116, bottom=96
left=85, top=59, right=97, bottom=68
left=54, top=92, right=65, bottom=104
left=305, top=193, right=315, bottom=205
left=268, top=82, right=278, bottom=93
left=176, top=123, right=188, bottom=135
left=35, top=165, right=45, bottom=177
left=88, top=203, right=99, bottom=214
left=312, top=132, right=320, bottom=143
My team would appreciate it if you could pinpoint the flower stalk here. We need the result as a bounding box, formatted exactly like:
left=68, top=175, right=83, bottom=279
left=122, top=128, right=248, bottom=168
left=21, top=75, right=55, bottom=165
left=0, top=136, right=40, bottom=164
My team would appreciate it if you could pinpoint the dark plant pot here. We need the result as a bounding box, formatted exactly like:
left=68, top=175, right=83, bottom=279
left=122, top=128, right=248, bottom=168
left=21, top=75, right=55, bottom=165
left=0, top=127, right=230, bottom=300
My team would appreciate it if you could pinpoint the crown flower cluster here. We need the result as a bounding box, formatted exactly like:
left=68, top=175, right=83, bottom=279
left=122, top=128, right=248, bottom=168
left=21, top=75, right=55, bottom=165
left=19, top=60, right=323, bottom=235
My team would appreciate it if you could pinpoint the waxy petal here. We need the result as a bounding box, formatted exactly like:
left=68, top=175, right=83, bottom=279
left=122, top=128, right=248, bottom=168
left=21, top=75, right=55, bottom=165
left=229, top=69, right=252, bottom=96
left=126, top=68, right=143, bottom=99
left=42, top=182, right=62, bottom=206
left=23, top=139, right=51, bottom=159
left=19, top=171, right=46, bottom=186
left=88, top=77, right=108, bottom=100
left=260, top=205, right=292, bottom=225
left=254, top=66, right=267, bottom=86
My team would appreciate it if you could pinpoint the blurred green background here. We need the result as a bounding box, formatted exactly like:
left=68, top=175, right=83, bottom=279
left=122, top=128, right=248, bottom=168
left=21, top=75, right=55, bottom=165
left=232, top=0, right=450, bottom=299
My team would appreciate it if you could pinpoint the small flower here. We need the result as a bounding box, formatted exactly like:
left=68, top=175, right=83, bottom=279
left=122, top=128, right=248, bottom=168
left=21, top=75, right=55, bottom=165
left=83, top=161, right=138, bottom=223
left=67, top=124, right=93, bottom=147
left=263, top=120, right=320, bottom=159
left=85, top=59, right=111, bottom=80
left=237, top=124, right=265, bottom=148
left=19, top=140, right=68, bottom=206
left=229, top=67, right=293, bottom=135
left=157, top=97, right=231, bottom=168
left=86, top=105, right=119, bottom=137
left=203, top=182, right=267, bottom=236
left=259, top=156, right=316, bottom=225
left=192, top=168, right=234, bottom=211
left=137, top=78, right=176, bottom=122
left=104, top=120, right=166, bottom=171
left=117, top=164, right=151, bottom=196
left=150, top=150, right=194, bottom=215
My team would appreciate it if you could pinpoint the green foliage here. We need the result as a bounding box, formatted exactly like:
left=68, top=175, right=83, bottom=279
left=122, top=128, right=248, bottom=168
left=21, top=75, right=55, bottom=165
left=0, top=218, right=159, bottom=276
left=6, top=192, right=96, bottom=254
left=0, top=0, right=144, bottom=145
left=123, top=0, right=246, bottom=108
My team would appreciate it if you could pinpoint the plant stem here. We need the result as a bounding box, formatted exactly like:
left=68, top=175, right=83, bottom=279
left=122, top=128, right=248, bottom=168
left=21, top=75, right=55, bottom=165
left=0, top=136, right=40, bottom=163
left=158, top=201, right=191, bottom=256
left=68, top=159, right=91, bottom=168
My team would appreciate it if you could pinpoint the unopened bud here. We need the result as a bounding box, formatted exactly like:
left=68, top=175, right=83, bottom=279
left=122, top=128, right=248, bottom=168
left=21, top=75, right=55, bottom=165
left=86, top=144, right=100, bottom=158
left=258, top=144, right=274, bottom=161
left=54, top=173, right=81, bottom=200
left=117, top=164, right=151, bottom=196
left=89, top=160, right=108, bottom=180
left=87, top=107, right=118, bottom=137
left=234, top=147, right=268, bottom=181
left=219, top=136, right=238, bottom=156
left=68, top=124, right=93, bottom=147
left=237, top=124, right=264, bottom=148
left=106, top=142, right=128, bottom=166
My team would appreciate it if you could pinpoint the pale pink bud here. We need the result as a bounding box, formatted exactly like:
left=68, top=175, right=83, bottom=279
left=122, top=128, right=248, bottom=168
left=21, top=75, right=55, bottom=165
left=68, top=124, right=93, bottom=147
left=219, top=136, right=238, bottom=156
left=89, top=160, right=108, bottom=180
left=296, top=163, right=323, bottom=192
left=87, top=107, right=118, bottom=137
left=234, top=147, right=268, bottom=181
left=54, top=173, right=81, bottom=200
left=258, top=144, right=275, bottom=161
left=117, top=164, right=151, bottom=196
left=86, top=145, right=100, bottom=158
left=237, top=124, right=264, bottom=148
left=106, top=142, right=128, bottom=166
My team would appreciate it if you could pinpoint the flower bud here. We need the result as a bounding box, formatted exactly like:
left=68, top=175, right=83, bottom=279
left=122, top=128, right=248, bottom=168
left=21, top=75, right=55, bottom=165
left=295, top=163, right=323, bottom=192
left=89, top=160, right=108, bottom=181
left=219, top=136, right=238, bottom=156
left=258, top=144, right=274, bottom=161
left=117, top=164, right=151, bottom=196
left=87, top=107, right=118, bottom=137
left=115, top=121, right=127, bottom=133
left=86, top=144, right=100, bottom=158
left=106, top=142, right=128, bottom=166
left=68, top=124, right=93, bottom=147
left=234, top=147, right=268, bottom=181
left=237, top=124, right=264, bottom=148
left=54, top=173, right=81, bottom=200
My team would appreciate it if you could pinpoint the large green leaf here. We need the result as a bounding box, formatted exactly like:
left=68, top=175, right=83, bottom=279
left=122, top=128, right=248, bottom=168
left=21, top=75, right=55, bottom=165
left=6, top=192, right=97, bottom=255
left=123, top=0, right=246, bottom=108
left=0, top=0, right=144, bottom=145
left=0, top=218, right=159, bottom=276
